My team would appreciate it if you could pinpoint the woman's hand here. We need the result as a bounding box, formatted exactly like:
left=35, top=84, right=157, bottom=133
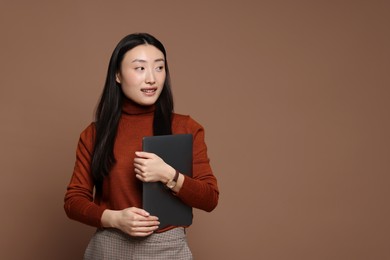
left=101, top=207, right=160, bottom=237
left=133, top=151, right=175, bottom=183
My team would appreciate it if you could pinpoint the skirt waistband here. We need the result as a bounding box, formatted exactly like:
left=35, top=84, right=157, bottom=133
left=96, top=227, right=186, bottom=244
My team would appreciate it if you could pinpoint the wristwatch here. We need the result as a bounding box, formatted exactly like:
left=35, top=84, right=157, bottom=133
left=166, top=170, right=179, bottom=189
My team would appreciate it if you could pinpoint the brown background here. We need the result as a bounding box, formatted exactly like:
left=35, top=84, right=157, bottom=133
left=1, top=1, right=389, bottom=259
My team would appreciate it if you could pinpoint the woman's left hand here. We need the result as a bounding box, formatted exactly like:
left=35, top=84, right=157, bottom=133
left=133, top=151, right=175, bottom=183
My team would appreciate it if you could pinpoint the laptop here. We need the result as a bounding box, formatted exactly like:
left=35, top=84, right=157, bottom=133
left=142, top=134, right=193, bottom=230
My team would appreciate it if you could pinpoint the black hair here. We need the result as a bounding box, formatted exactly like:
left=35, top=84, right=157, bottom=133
left=91, top=33, right=173, bottom=189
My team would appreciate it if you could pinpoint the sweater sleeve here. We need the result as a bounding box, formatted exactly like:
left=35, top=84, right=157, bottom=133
left=175, top=117, right=219, bottom=212
left=63, top=123, right=106, bottom=227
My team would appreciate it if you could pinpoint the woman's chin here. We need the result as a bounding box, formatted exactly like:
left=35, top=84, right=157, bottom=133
left=135, top=97, right=159, bottom=106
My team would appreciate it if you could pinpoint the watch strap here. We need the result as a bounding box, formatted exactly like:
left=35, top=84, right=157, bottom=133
left=173, top=170, right=179, bottom=182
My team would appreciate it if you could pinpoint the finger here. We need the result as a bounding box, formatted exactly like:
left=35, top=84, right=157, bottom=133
left=144, top=216, right=159, bottom=221
left=128, top=207, right=154, bottom=218
left=133, top=219, right=160, bottom=227
left=133, top=157, right=146, bottom=165
left=135, top=173, right=144, bottom=182
left=133, top=164, right=146, bottom=174
left=134, top=167, right=143, bottom=175
left=134, top=168, right=144, bottom=181
left=127, top=224, right=159, bottom=237
left=136, top=174, right=152, bottom=183
left=134, top=225, right=159, bottom=232
left=129, top=229, right=157, bottom=237
left=135, top=151, right=155, bottom=159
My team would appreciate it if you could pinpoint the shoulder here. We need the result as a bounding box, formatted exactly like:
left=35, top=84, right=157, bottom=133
left=172, top=113, right=204, bottom=134
left=79, top=122, right=96, bottom=143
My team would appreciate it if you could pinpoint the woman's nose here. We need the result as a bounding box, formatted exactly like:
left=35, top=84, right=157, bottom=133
left=145, top=69, right=156, bottom=85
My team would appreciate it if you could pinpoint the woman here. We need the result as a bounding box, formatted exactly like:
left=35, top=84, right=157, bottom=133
left=64, top=33, right=219, bottom=259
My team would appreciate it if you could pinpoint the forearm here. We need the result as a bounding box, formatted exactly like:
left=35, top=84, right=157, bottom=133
left=64, top=196, right=106, bottom=227
left=176, top=175, right=219, bottom=212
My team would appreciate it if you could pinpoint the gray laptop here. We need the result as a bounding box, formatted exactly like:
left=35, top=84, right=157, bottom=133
left=142, top=134, right=193, bottom=230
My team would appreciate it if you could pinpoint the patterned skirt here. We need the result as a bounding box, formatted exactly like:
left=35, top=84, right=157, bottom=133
left=84, top=227, right=193, bottom=260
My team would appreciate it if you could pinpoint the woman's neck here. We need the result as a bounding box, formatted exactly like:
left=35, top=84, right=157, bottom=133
left=121, top=97, right=155, bottom=115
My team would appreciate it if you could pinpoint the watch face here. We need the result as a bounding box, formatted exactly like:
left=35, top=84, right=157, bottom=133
left=166, top=180, right=176, bottom=189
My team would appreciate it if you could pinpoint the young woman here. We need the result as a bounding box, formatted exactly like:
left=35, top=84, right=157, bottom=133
left=64, top=33, right=219, bottom=259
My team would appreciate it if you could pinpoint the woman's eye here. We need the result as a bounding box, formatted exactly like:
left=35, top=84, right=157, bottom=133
left=135, top=67, right=145, bottom=71
left=156, top=66, right=164, bottom=71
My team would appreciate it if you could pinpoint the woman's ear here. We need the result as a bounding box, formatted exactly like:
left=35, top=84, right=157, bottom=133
left=116, top=72, right=121, bottom=84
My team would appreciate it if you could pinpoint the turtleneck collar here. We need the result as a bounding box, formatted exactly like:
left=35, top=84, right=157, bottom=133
left=122, top=97, right=155, bottom=115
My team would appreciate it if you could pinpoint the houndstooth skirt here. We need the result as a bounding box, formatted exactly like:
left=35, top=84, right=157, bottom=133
left=84, top=227, right=193, bottom=260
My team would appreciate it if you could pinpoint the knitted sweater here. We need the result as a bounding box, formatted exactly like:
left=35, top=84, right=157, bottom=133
left=64, top=98, right=219, bottom=231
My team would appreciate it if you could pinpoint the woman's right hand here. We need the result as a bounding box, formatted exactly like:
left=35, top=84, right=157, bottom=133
left=101, top=207, right=160, bottom=237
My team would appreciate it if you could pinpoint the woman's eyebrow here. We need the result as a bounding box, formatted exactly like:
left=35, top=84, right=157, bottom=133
left=131, top=58, right=165, bottom=63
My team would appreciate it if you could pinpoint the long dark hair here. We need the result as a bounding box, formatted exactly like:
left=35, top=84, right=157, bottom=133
left=91, top=33, right=173, bottom=188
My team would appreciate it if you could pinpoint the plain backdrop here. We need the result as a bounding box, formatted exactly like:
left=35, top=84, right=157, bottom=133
left=0, top=1, right=389, bottom=259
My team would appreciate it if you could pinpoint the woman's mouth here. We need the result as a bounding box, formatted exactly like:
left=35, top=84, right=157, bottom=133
left=141, top=87, right=157, bottom=95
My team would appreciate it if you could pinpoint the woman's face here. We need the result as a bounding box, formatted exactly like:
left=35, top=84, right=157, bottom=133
left=116, top=44, right=166, bottom=106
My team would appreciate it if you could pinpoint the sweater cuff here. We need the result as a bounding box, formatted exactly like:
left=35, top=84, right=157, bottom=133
left=94, top=205, right=108, bottom=228
left=176, top=175, right=198, bottom=202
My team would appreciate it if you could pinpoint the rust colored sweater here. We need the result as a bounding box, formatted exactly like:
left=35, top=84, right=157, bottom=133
left=64, top=98, right=219, bottom=231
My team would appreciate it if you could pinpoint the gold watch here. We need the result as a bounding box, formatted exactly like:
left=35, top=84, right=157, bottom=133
left=166, top=170, right=179, bottom=189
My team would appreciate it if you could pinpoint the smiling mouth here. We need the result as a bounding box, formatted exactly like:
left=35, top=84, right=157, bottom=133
left=141, top=88, right=157, bottom=93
